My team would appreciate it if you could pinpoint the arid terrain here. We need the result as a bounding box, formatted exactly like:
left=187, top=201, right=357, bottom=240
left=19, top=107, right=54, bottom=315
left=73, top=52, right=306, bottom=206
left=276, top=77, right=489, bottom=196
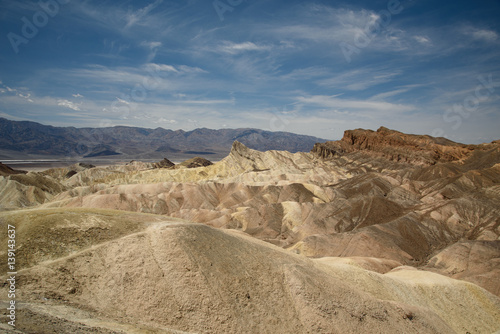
left=1, top=127, right=499, bottom=333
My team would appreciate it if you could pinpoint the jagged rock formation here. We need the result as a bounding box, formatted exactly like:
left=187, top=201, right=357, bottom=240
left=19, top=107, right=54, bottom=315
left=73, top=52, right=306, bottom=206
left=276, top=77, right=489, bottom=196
left=312, top=126, right=482, bottom=165
left=176, top=157, right=213, bottom=169
left=42, top=162, right=96, bottom=179
left=152, top=158, right=175, bottom=169
left=0, top=162, right=27, bottom=176
left=0, top=171, right=67, bottom=210
left=0, top=127, right=499, bottom=333
left=1, top=209, right=499, bottom=333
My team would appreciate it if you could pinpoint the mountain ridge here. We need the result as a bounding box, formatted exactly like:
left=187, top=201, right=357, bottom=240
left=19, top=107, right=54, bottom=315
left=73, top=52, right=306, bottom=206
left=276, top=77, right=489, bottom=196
left=0, top=117, right=328, bottom=160
left=311, top=126, right=497, bottom=165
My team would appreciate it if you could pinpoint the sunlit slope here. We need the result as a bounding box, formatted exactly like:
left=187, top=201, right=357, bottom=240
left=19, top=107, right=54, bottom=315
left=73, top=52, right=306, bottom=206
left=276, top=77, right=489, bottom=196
left=1, top=208, right=499, bottom=333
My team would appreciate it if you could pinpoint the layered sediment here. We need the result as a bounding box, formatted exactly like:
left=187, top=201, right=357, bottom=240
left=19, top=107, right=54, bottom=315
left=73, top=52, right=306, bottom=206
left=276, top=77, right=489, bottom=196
left=1, top=127, right=499, bottom=333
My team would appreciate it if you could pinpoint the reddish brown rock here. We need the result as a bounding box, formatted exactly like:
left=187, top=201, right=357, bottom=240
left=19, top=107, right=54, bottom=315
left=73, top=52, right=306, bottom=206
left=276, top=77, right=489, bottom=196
left=311, top=126, right=496, bottom=165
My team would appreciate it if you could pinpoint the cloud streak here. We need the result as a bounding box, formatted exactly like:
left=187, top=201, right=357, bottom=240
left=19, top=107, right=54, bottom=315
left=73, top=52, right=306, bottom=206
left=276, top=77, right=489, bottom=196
left=57, top=99, right=81, bottom=111
left=125, top=0, right=164, bottom=28
left=296, top=95, right=415, bottom=114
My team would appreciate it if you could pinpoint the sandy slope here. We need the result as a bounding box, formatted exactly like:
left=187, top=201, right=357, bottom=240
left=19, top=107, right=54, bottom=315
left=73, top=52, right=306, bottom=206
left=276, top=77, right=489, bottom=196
left=1, top=209, right=499, bottom=333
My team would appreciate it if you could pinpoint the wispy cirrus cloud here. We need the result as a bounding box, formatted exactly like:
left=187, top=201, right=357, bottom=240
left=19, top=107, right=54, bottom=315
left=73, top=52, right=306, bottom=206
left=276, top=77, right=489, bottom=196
left=141, top=41, right=163, bottom=61
left=296, top=95, right=415, bottom=114
left=125, top=0, right=164, bottom=28
left=462, top=27, right=499, bottom=43
left=413, top=35, right=431, bottom=44
left=141, top=41, right=163, bottom=49
left=35, top=63, right=208, bottom=96
left=316, top=67, right=402, bottom=91
left=217, top=41, right=272, bottom=55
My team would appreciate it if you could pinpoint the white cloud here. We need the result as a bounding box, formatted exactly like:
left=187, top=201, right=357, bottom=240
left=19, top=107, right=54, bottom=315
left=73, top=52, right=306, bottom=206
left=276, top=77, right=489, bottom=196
left=469, top=28, right=498, bottom=42
left=69, top=0, right=174, bottom=39
left=317, top=67, right=401, bottom=91
left=414, top=36, right=431, bottom=44
left=177, top=65, right=207, bottom=74
left=268, top=7, right=409, bottom=53
left=156, top=118, right=177, bottom=124
left=57, top=99, right=81, bottom=111
left=296, top=95, right=415, bottom=114
left=218, top=41, right=272, bottom=55
left=116, top=97, right=130, bottom=105
left=125, top=0, right=164, bottom=28
left=141, top=41, right=163, bottom=62
left=17, top=93, right=34, bottom=103
left=458, top=26, right=499, bottom=44
left=369, top=88, right=411, bottom=101
left=144, top=63, right=207, bottom=75
left=280, top=66, right=330, bottom=80
left=141, top=41, right=162, bottom=49
left=178, top=99, right=234, bottom=105
left=72, top=93, right=84, bottom=98
left=146, top=63, right=178, bottom=73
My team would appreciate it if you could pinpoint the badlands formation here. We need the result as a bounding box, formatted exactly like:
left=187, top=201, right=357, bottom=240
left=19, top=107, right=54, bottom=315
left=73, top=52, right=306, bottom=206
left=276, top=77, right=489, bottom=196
left=0, top=127, right=499, bottom=333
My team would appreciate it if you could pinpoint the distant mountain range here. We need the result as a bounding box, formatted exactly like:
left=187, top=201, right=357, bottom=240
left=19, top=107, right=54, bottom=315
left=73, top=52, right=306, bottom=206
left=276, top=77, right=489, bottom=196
left=0, top=117, right=328, bottom=160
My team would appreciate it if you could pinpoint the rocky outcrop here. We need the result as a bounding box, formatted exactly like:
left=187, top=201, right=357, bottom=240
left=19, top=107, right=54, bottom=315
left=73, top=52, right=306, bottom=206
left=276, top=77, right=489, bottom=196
left=42, top=162, right=95, bottom=180
left=0, top=162, right=27, bottom=176
left=311, top=126, right=490, bottom=165
left=177, top=157, right=213, bottom=169
left=152, top=157, right=175, bottom=169
left=0, top=171, right=66, bottom=210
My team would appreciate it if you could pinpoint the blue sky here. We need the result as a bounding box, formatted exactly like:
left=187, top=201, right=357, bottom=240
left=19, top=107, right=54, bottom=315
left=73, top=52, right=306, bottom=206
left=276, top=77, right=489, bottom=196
left=0, top=0, right=499, bottom=143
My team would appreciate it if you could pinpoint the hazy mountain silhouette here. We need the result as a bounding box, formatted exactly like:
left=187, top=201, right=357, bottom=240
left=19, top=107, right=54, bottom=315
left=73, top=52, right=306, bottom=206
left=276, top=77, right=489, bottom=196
left=0, top=117, right=327, bottom=160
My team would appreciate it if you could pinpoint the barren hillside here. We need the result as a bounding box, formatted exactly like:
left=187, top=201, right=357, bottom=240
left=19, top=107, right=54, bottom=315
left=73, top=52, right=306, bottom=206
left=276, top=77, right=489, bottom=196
left=0, top=127, right=499, bottom=333
left=1, top=209, right=499, bottom=333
